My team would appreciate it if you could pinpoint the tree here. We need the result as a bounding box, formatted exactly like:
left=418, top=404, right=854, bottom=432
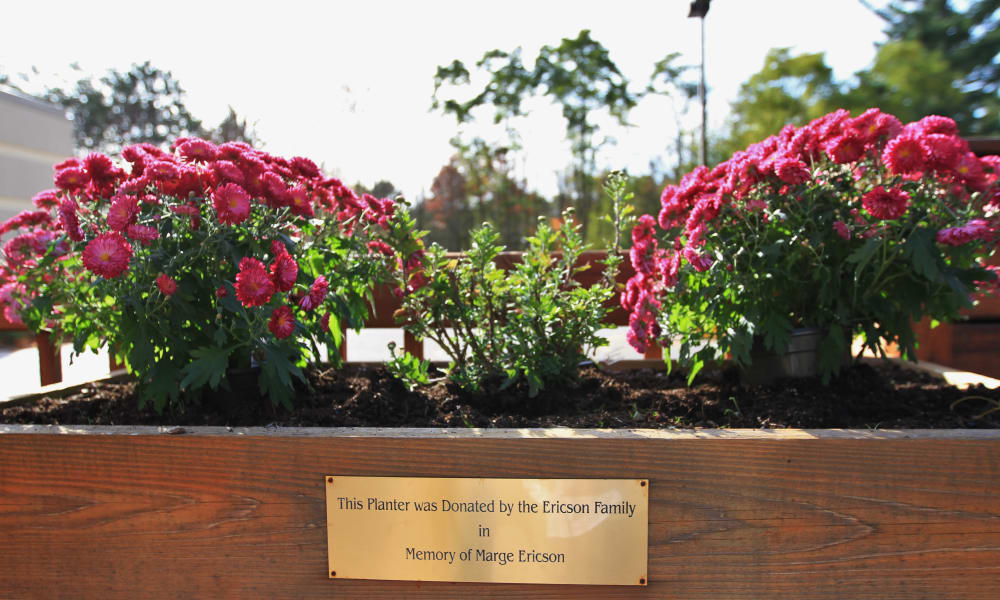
left=421, top=137, right=547, bottom=250
left=846, top=40, right=967, bottom=125
left=646, top=53, right=700, bottom=180
left=866, top=0, right=1000, bottom=133
left=433, top=30, right=638, bottom=240
left=44, top=62, right=205, bottom=154
left=208, top=106, right=261, bottom=146
left=718, top=48, right=842, bottom=157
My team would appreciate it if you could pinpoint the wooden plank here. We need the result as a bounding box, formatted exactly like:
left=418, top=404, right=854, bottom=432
left=1, top=429, right=999, bottom=599
left=35, top=331, right=62, bottom=386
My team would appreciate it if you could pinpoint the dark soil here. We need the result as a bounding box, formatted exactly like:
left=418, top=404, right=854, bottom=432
left=3, top=361, right=999, bottom=429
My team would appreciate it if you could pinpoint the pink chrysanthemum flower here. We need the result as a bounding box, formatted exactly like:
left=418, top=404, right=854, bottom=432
left=286, top=185, right=315, bottom=218
left=53, top=157, right=81, bottom=171
left=215, top=286, right=228, bottom=298
left=366, top=240, right=394, bottom=257
left=290, top=156, right=320, bottom=178
left=261, top=171, right=289, bottom=208
left=833, top=220, right=851, bottom=240
left=178, top=139, right=219, bottom=163
left=212, top=183, right=252, bottom=225
left=126, top=224, right=159, bottom=245
left=83, top=153, right=118, bottom=184
left=156, top=273, right=178, bottom=296
left=212, top=160, right=245, bottom=185
left=921, top=134, right=964, bottom=173
left=107, top=194, right=140, bottom=231
left=82, top=232, right=133, bottom=278
left=936, top=219, right=993, bottom=246
left=320, top=312, right=332, bottom=333
left=882, top=134, right=924, bottom=174
left=774, top=158, right=810, bottom=185
left=268, top=305, right=295, bottom=339
left=298, top=275, right=328, bottom=311
left=54, top=167, right=90, bottom=192
left=955, top=152, right=987, bottom=190
left=235, top=257, right=275, bottom=307
left=170, top=204, right=200, bottom=216
left=31, top=189, right=60, bottom=210
left=270, top=252, right=298, bottom=292
left=914, top=115, right=958, bottom=136
left=58, top=199, right=84, bottom=242
left=825, top=134, right=865, bottom=164
left=0, top=210, right=52, bottom=236
left=862, top=186, right=910, bottom=221
left=145, top=160, right=180, bottom=182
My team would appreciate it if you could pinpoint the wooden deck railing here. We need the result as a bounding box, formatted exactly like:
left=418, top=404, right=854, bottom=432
left=4, top=251, right=653, bottom=387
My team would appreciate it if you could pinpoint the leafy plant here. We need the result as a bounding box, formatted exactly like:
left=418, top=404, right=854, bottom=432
left=0, top=139, right=396, bottom=410
left=384, top=172, right=633, bottom=396
left=622, top=109, right=1000, bottom=382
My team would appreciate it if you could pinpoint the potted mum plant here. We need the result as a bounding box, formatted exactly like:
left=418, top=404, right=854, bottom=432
left=0, top=138, right=397, bottom=409
left=622, top=109, right=1000, bottom=382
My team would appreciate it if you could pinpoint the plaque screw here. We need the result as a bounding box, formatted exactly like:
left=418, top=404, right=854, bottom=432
left=640, top=480, right=647, bottom=487
left=639, top=577, right=646, bottom=585
left=327, top=477, right=334, bottom=483
left=331, top=570, right=337, bottom=577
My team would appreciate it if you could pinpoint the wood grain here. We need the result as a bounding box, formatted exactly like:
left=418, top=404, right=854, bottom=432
left=2, top=428, right=999, bottom=599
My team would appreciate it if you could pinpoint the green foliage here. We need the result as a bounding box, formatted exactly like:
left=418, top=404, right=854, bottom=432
left=867, top=0, right=1000, bottom=134
left=419, top=136, right=548, bottom=250
left=385, top=173, right=632, bottom=396
left=719, top=49, right=841, bottom=158
left=433, top=30, right=638, bottom=241
left=44, top=62, right=204, bottom=153
left=386, top=341, right=431, bottom=391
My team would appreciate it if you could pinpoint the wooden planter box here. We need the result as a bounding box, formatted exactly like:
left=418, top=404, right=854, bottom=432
left=2, top=423, right=999, bottom=599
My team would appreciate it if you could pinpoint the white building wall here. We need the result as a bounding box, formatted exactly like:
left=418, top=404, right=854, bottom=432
left=0, top=91, right=74, bottom=227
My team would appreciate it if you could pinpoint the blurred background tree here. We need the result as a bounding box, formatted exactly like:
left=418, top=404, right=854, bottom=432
left=419, top=136, right=547, bottom=250
left=3, top=61, right=262, bottom=154
left=433, top=29, right=638, bottom=243
left=43, top=62, right=205, bottom=154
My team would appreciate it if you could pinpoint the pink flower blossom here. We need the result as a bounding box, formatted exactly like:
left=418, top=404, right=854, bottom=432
left=212, top=183, right=252, bottom=225
left=936, top=219, right=993, bottom=246
left=82, top=232, right=133, bottom=278
left=882, top=134, right=924, bottom=174
left=31, top=189, right=60, bottom=210
left=268, top=305, right=295, bottom=339
left=774, top=158, right=810, bottom=185
left=833, top=220, right=851, bottom=240
left=107, top=194, right=140, bottom=231
left=54, top=167, right=90, bottom=192
left=298, top=276, right=328, bottom=311
left=126, top=224, right=159, bottom=245
left=235, top=257, right=275, bottom=307
left=862, top=186, right=910, bottom=220
left=178, top=139, right=219, bottom=163
left=156, top=273, right=178, bottom=296
left=270, top=252, right=298, bottom=292
left=58, top=199, right=84, bottom=242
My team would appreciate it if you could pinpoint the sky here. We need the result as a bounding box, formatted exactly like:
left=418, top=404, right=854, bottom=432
left=1, top=0, right=889, bottom=199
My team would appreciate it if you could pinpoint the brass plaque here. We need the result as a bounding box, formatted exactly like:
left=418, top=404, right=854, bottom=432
left=325, top=476, right=648, bottom=586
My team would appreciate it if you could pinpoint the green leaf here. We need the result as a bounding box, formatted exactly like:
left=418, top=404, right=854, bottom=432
left=140, top=362, right=181, bottom=413
left=179, top=346, right=233, bottom=391
left=846, top=237, right=881, bottom=277
left=902, top=227, right=940, bottom=280
left=817, top=324, right=848, bottom=383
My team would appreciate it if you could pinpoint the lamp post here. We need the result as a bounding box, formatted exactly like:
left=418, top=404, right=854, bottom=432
left=688, top=0, right=710, bottom=166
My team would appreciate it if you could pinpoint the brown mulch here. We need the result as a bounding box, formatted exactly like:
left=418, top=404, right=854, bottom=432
left=3, top=361, right=999, bottom=429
